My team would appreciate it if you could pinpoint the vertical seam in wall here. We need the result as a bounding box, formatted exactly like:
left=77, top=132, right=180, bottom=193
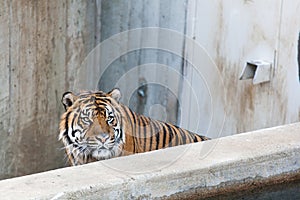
left=274, top=0, right=284, bottom=78
left=181, top=0, right=188, bottom=77
left=96, top=0, right=101, bottom=45
left=188, top=0, right=198, bottom=130
left=34, top=0, right=38, bottom=119
left=187, top=0, right=193, bottom=129
left=8, top=0, right=12, bottom=135
left=178, top=0, right=188, bottom=125
left=298, top=33, right=300, bottom=82
left=65, top=0, right=69, bottom=90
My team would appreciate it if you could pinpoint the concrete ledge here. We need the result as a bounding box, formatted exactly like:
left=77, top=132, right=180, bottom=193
left=0, top=123, right=300, bottom=199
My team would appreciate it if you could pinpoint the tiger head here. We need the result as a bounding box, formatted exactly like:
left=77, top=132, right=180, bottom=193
left=59, top=88, right=125, bottom=164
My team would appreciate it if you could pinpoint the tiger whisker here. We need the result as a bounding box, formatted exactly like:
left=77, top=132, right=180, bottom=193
left=59, top=143, right=74, bottom=151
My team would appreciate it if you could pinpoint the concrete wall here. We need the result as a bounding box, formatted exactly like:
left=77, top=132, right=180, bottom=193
left=0, top=0, right=101, bottom=179
left=95, top=0, right=188, bottom=125
left=88, top=0, right=300, bottom=139
left=0, top=0, right=299, bottom=180
left=181, top=0, right=300, bottom=138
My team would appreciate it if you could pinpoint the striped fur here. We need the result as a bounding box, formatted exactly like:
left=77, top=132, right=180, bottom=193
left=59, top=88, right=210, bottom=165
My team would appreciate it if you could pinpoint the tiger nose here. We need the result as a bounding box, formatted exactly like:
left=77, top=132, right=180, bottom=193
left=95, top=133, right=109, bottom=143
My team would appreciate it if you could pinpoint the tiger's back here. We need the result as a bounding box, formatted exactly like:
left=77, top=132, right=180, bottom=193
left=120, top=105, right=209, bottom=155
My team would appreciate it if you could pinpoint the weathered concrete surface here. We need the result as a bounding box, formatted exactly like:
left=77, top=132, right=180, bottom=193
left=182, top=0, right=300, bottom=138
left=0, top=0, right=101, bottom=179
left=1, top=0, right=300, bottom=181
left=0, top=123, right=299, bottom=200
left=97, top=0, right=188, bottom=125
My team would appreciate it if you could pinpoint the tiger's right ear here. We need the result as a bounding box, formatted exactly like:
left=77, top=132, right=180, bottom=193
left=61, top=92, right=77, bottom=110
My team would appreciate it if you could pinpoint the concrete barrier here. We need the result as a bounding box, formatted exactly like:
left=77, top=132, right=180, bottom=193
left=0, top=123, right=299, bottom=199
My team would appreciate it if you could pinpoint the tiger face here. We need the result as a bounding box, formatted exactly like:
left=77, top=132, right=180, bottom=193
left=59, top=88, right=125, bottom=164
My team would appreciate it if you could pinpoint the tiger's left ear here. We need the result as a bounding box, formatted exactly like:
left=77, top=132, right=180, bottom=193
left=61, top=92, right=77, bottom=110
left=108, top=88, right=121, bottom=102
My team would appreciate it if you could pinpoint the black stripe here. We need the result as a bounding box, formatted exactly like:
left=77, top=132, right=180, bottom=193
left=173, top=125, right=179, bottom=128
left=153, top=120, right=160, bottom=150
left=99, top=98, right=112, bottom=104
left=171, top=126, right=179, bottom=146
left=148, top=118, right=153, bottom=151
left=98, top=103, right=109, bottom=107
left=119, top=129, right=123, bottom=140
left=128, top=108, right=139, bottom=153
left=193, top=135, right=199, bottom=142
left=130, top=110, right=140, bottom=153
left=166, top=124, right=174, bottom=147
left=129, top=108, right=136, bottom=124
left=162, top=124, right=168, bottom=148
left=71, top=113, right=77, bottom=137
left=128, top=108, right=137, bottom=153
left=179, top=128, right=186, bottom=144
left=140, top=116, right=147, bottom=152
left=136, top=114, right=142, bottom=153
left=200, top=135, right=209, bottom=141
left=64, top=112, right=73, bottom=145
left=94, top=92, right=106, bottom=96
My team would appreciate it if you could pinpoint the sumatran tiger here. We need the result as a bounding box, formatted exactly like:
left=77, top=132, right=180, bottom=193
left=59, top=88, right=210, bottom=165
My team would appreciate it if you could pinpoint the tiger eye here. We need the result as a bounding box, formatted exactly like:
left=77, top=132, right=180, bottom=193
left=82, top=117, right=90, bottom=123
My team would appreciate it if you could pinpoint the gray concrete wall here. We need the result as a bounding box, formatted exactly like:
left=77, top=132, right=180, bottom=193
left=180, top=0, right=300, bottom=138
left=89, top=0, right=300, bottom=138
left=0, top=0, right=101, bottom=179
left=96, top=0, right=188, bottom=125
left=0, top=0, right=300, bottom=180
left=0, top=122, right=299, bottom=199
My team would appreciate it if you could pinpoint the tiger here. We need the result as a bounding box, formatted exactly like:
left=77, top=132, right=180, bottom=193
left=59, top=88, right=210, bottom=165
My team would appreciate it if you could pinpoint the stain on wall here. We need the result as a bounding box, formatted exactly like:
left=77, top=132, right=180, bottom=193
left=182, top=0, right=300, bottom=138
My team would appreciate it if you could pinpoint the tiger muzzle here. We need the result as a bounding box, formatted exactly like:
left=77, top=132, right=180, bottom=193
left=95, top=133, right=110, bottom=144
